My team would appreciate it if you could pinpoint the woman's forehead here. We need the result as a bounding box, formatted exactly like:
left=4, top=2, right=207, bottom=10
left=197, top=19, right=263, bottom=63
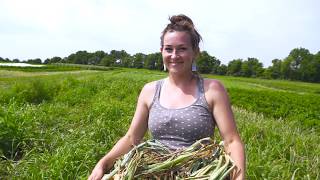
left=163, top=31, right=192, bottom=46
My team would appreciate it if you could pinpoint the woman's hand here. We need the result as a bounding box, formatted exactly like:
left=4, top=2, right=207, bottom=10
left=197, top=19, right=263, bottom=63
left=88, top=82, right=153, bottom=180
left=88, top=163, right=106, bottom=180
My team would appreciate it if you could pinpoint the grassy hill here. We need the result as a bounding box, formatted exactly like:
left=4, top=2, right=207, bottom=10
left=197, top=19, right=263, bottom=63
left=0, top=66, right=319, bottom=179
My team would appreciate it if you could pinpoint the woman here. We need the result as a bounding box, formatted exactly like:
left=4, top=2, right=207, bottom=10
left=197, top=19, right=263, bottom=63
left=89, top=14, right=245, bottom=180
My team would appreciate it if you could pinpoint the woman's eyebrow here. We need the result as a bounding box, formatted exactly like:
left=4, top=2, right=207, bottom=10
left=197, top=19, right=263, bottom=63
left=163, top=44, right=187, bottom=47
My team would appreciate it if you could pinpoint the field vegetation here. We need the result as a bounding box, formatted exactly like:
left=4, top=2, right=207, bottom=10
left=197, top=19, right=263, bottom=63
left=0, top=65, right=319, bottom=179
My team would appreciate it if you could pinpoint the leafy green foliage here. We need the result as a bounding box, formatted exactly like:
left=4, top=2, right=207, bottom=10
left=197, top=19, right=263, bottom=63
left=0, top=66, right=318, bottom=179
left=227, top=88, right=320, bottom=128
left=196, top=51, right=220, bottom=74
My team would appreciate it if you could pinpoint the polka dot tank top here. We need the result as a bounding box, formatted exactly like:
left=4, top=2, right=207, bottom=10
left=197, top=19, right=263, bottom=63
left=148, top=76, right=215, bottom=151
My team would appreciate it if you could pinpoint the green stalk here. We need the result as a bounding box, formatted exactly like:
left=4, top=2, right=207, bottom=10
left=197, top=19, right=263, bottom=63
left=144, top=152, right=194, bottom=173
left=209, top=155, right=230, bottom=180
left=218, top=163, right=235, bottom=180
left=123, top=151, right=142, bottom=180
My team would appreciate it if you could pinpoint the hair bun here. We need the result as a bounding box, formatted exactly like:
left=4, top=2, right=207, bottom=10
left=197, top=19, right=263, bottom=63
left=161, top=14, right=202, bottom=51
left=169, top=14, right=194, bottom=27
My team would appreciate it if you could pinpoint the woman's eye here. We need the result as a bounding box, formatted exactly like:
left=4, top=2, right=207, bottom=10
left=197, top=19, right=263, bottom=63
left=165, top=48, right=173, bottom=52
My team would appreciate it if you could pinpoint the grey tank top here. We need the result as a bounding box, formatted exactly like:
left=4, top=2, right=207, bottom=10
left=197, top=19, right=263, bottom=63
left=148, top=76, right=215, bottom=151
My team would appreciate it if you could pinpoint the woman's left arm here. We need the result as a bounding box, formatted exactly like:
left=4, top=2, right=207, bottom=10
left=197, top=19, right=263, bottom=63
left=206, top=80, right=245, bottom=180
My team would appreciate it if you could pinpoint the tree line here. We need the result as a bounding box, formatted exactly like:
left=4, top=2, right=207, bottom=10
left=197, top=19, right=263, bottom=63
left=1, top=47, right=319, bottom=82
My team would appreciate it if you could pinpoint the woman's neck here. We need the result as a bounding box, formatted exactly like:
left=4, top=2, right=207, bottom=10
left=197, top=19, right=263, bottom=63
left=167, top=71, right=195, bottom=87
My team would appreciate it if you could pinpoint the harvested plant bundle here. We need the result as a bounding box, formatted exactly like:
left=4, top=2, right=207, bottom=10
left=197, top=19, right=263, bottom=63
left=102, top=137, right=235, bottom=180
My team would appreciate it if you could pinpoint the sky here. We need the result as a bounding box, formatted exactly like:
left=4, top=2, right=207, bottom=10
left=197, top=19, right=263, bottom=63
left=0, top=0, right=319, bottom=67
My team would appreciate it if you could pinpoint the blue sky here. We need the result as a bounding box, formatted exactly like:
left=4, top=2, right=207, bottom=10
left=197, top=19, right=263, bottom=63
left=0, top=0, right=319, bottom=67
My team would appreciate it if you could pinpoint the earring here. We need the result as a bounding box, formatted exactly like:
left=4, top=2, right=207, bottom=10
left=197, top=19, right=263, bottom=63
left=192, top=61, right=197, bottom=71
left=163, top=64, right=166, bottom=71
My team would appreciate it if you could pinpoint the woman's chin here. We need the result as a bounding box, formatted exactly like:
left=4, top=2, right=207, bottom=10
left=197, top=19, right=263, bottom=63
left=168, top=68, right=188, bottom=75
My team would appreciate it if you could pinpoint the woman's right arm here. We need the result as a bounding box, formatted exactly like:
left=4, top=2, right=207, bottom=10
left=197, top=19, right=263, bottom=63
left=88, top=82, right=156, bottom=180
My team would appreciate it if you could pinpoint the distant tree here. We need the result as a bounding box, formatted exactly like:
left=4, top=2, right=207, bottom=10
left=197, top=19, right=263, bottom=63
left=144, top=52, right=162, bottom=70
left=132, top=53, right=146, bottom=68
left=44, top=58, right=50, bottom=64
left=88, top=56, right=100, bottom=65
left=121, top=56, right=132, bottom=67
left=12, top=58, right=19, bottom=63
left=262, top=68, right=272, bottom=79
left=267, top=59, right=282, bottom=79
left=312, top=51, right=320, bottom=82
left=86, top=50, right=106, bottom=65
left=154, top=53, right=163, bottom=70
left=94, top=50, right=106, bottom=59
left=196, top=51, right=220, bottom=74
left=66, top=51, right=90, bottom=64
left=240, top=58, right=263, bottom=77
left=144, top=53, right=156, bottom=69
left=108, top=50, right=131, bottom=67
left=100, top=56, right=113, bottom=66
left=217, top=64, right=227, bottom=75
left=27, top=58, right=42, bottom=64
left=227, top=59, right=242, bottom=76
left=44, top=56, right=62, bottom=64
left=0, top=57, right=5, bottom=62
left=281, top=48, right=313, bottom=81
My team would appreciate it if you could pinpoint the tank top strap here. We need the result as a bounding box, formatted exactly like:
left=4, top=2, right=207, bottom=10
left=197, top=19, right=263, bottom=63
left=197, top=76, right=205, bottom=94
left=150, top=79, right=164, bottom=107
left=196, top=76, right=212, bottom=112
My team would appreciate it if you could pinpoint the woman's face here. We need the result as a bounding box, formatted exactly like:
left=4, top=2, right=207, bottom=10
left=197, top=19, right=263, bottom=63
left=161, top=31, right=197, bottom=74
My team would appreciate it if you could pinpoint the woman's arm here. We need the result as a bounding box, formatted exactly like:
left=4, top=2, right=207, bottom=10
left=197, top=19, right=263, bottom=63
left=206, top=79, right=246, bottom=180
left=88, top=82, right=156, bottom=180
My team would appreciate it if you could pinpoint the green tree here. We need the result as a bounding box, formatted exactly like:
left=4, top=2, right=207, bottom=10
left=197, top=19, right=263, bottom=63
left=308, top=51, right=320, bottom=82
left=100, top=56, right=113, bottom=66
left=44, top=56, right=62, bottom=64
left=109, top=50, right=131, bottom=67
left=196, top=51, right=220, bottom=74
left=27, top=58, right=42, bottom=64
left=240, top=58, right=263, bottom=77
left=86, top=50, right=106, bottom=65
left=227, top=59, right=242, bottom=76
left=154, top=53, right=163, bottom=70
left=268, top=59, right=282, bottom=79
left=281, top=48, right=313, bottom=81
left=12, top=58, right=19, bottom=63
left=217, top=64, right=227, bottom=75
left=144, top=52, right=162, bottom=70
left=144, top=53, right=156, bottom=69
left=132, top=53, right=145, bottom=68
left=66, top=51, right=90, bottom=64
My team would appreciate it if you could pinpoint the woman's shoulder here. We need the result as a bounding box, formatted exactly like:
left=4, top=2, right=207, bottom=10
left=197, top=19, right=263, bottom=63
left=202, top=78, right=229, bottom=107
left=139, top=79, right=163, bottom=98
left=139, top=80, right=161, bottom=107
left=142, top=80, right=157, bottom=92
left=202, top=78, right=226, bottom=93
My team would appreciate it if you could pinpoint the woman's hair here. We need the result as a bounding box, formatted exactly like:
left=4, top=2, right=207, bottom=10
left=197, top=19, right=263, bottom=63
left=160, top=14, right=202, bottom=52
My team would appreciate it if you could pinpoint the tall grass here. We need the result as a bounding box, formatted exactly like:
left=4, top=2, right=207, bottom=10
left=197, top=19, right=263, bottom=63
left=0, top=68, right=319, bottom=179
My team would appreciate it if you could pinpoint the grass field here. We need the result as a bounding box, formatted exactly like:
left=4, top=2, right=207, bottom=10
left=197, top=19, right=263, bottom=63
left=0, top=65, right=319, bottom=179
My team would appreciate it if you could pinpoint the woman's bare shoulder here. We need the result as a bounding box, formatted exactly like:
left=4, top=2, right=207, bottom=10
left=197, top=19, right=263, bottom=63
left=139, top=80, right=159, bottom=107
left=203, top=78, right=230, bottom=109
left=203, top=78, right=226, bottom=93
left=141, top=80, right=158, bottom=93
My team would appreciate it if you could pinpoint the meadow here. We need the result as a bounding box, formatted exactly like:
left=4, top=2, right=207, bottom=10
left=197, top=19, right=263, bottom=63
left=0, top=65, right=319, bottom=179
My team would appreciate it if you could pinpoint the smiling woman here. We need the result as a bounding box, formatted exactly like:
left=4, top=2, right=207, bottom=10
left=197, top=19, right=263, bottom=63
left=89, top=14, right=245, bottom=180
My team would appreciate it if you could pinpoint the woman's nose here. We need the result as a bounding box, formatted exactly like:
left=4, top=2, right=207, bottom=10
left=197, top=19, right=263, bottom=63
left=171, top=50, right=180, bottom=59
